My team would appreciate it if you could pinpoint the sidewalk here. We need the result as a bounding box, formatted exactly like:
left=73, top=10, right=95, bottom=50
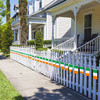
left=0, top=53, right=90, bottom=100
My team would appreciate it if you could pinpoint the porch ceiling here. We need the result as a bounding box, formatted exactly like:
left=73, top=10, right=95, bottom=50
left=31, top=24, right=44, bottom=27
left=80, top=1, right=100, bottom=11
left=56, top=1, right=100, bottom=18
left=57, top=11, right=74, bottom=18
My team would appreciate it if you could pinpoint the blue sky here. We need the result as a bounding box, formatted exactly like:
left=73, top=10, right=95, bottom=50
left=2, top=0, right=31, bottom=24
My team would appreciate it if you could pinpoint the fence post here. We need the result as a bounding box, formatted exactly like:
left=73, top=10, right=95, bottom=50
left=93, top=57, right=96, bottom=100
left=72, top=53, right=75, bottom=90
left=80, top=54, right=83, bottom=94
left=98, top=60, right=100, bottom=100
left=84, top=55, right=87, bottom=96
left=69, top=51, right=72, bottom=88
left=63, top=51, right=65, bottom=85
left=66, top=53, right=69, bottom=87
left=76, top=53, right=79, bottom=92
left=88, top=55, right=92, bottom=98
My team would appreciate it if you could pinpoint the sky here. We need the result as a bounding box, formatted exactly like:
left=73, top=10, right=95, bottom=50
left=2, top=0, right=31, bottom=24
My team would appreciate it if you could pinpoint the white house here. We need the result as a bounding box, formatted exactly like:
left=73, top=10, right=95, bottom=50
left=12, top=4, right=20, bottom=45
left=12, top=0, right=72, bottom=46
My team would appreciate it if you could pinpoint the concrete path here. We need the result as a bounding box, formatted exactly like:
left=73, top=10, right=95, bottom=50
left=0, top=53, right=90, bottom=100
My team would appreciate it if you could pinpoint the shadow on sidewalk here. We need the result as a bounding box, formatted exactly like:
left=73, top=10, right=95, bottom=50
left=20, top=87, right=89, bottom=100
left=0, top=54, right=7, bottom=60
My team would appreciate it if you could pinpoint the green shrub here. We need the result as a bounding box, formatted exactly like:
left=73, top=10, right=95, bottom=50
left=35, top=31, right=43, bottom=50
left=43, top=40, right=51, bottom=44
left=37, top=48, right=47, bottom=51
left=27, top=40, right=35, bottom=45
left=12, top=45, right=20, bottom=47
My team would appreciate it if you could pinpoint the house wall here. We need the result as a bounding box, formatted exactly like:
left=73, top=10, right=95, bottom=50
left=42, top=0, right=54, bottom=8
left=75, top=5, right=100, bottom=45
left=46, top=13, right=52, bottom=40
left=56, top=17, right=71, bottom=39
left=35, top=0, right=40, bottom=12
left=46, top=13, right=72, bottom=40
left=29, top=4, right=33, bottom=15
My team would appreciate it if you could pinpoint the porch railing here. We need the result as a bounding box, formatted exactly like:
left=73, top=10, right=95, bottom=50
left=72, top=35, right=100, bottom=55
left=54, top=37, right=72, bottom=47
left=53, top=37, right=75, bottom=51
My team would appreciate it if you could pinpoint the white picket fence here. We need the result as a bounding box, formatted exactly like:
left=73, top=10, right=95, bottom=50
left=10, top=46, right=100, bottom=100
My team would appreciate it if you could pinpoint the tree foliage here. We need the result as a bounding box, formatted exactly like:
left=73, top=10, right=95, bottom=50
left=0, top=0, right=6, bottom=24
left=0, top=0, right=13, bottom=54
left=19, top=0, right=28, bottom=46
left=0, top=20, right=14, bottom=54
left=35, top=31, right=43, bottom=50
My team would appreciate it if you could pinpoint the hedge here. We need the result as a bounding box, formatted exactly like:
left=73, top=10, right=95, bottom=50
left=27, top=40, right=51, bottom=45
left=27, top=40, right=35, bottom=45
left=43, top=40, right=51, bottom=44
left=37, top=48, right=47, bottom=51
left=12, top=45, right=21, bottom=47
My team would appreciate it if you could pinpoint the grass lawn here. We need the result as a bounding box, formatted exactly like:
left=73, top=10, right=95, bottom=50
left=0, top=70, right=24, bottom=100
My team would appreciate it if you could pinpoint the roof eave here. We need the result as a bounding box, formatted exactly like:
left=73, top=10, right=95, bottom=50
left=46, top=0, right=71, bottom=12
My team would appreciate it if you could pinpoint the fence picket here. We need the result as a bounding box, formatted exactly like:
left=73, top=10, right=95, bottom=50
left=98, top=61, right=100, bottom=100
left=76, top=53, right=79, bottom=92
left=88, top=56, right=92, bottom=99
left=84, top=55, right=87, bottom=96
left=72, top=54, right=75, bottom=90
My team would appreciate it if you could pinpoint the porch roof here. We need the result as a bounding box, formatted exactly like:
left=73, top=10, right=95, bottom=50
left=27, top=16, right=46, bottom=25
left=46, top=0, right=99, bottom=16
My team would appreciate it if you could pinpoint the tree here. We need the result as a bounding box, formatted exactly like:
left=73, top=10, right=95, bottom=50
left=0, top=0, right=6, bottom=49
left=0, top=0, right=6, bottom=24
left=19, top=0, right=28, bottom=46
left=6, top=0, right=10, bottom=22
left=0, top=0, right=13, bottom=54
left=35, top=31, right=43, bottom=50
left=0, top=20, right=13, bottom=54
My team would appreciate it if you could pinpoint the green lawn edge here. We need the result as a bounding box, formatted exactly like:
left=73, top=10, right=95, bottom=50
left=0, top=70, right=24, bottom=100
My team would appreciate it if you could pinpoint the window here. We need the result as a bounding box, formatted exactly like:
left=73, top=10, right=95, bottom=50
left=39, top=0, right=42, bottom=9
left=84, top=14, right=92, bottom=42
left=33, top=0, right=35, bottom=12
left=15, top=32, right=18, bottom=41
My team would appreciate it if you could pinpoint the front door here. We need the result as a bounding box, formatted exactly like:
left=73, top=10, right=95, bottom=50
left=84, top=14, right=92, bottom=42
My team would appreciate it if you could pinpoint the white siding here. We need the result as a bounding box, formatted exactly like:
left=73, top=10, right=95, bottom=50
left=29, top=5, right=33, bottom=15
left=46, top=13, right=52, bottom=40
left=56, top=17, right=71, bottom=39
left=35, top=0, right=40, bottom=12
left=42, top=0, right=54, bottom=8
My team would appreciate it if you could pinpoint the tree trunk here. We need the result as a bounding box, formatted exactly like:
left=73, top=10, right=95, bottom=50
left=6, top=0, right=10, bottom=22
left=19, top=0, right=28, bottom=46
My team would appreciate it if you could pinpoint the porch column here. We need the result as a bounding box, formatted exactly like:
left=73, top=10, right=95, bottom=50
left=73, top=7, right=80, bottom=49
left=14, top=29, right=16, bottom=41
left=18, top=28, right=20, bottom=44
left=52, top=16, right=55, bottom=49
left=29, top=23, right=32, bottom=40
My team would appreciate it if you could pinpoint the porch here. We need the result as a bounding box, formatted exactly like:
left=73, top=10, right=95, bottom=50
left=28, top=16, right=46, bottom=41
left=28, top=23, right=45, bottom=40
left=13, top=28, right=20, bottom=45
left=49, top=0, right=100, bottom=53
